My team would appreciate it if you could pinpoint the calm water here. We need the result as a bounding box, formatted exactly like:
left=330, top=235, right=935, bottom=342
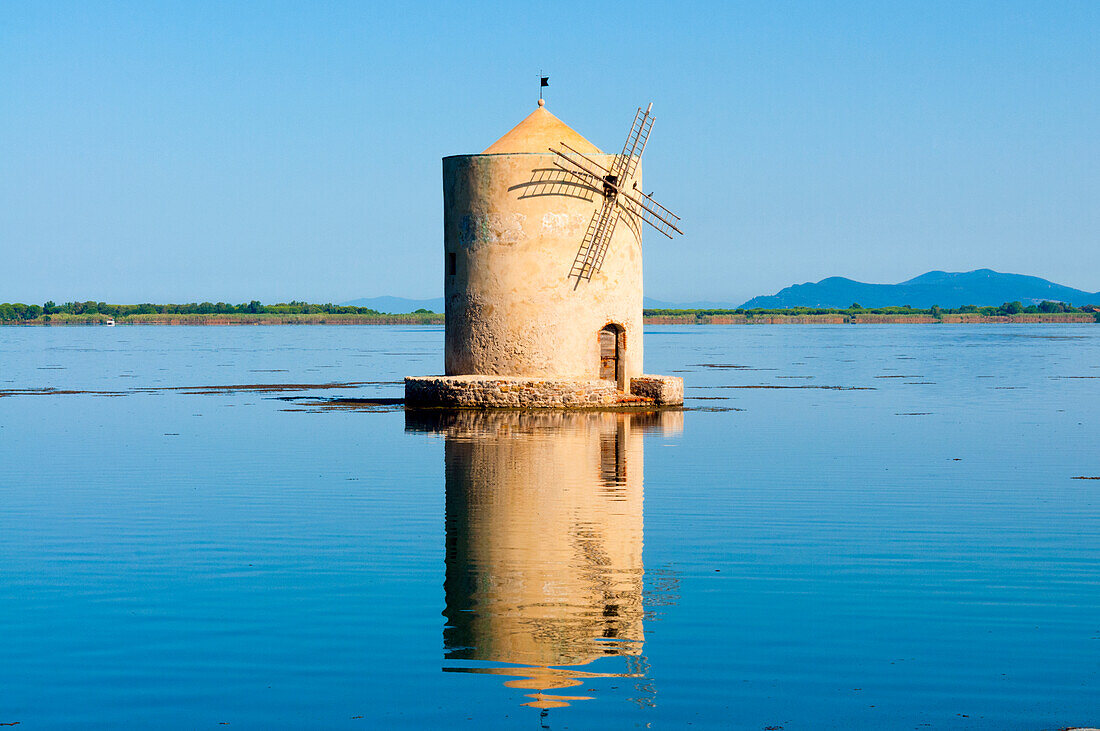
left=1, top=325, right=1098, bottom=729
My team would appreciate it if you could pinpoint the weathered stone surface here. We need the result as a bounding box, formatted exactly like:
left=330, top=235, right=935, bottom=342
left=415, top=104, right=687, bottom=409
left=405, top=375, right=676, bottom=409
left=629, top=375, right=684, bottom=406
left=443, top=125, right=643, bottom=389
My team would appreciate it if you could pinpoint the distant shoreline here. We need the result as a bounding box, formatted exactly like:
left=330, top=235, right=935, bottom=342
left=5, top=299, right=1096, bottom=326
left=2, top=312, right=1096, bottom=326
left=645, top=313, right=1097, bottom=324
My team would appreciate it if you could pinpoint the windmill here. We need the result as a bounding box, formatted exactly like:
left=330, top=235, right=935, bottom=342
left=549, top=103, right=683, bottom=285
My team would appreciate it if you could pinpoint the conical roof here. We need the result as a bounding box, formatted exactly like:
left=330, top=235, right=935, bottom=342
left=482, top=102, right=601, bottom=155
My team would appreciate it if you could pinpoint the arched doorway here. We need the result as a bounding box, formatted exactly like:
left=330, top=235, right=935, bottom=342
left=598, top=324, right=623, bottom=386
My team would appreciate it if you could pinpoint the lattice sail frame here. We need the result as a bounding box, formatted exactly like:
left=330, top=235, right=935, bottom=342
left=550, top=104, right=683, bottom=284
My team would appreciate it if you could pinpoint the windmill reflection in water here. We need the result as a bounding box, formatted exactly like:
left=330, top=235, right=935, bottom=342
left=406, top=409, right=683, bottom=712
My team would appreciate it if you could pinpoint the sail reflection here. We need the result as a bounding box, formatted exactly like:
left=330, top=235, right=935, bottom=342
left=406, top=409, right=683, bottom=710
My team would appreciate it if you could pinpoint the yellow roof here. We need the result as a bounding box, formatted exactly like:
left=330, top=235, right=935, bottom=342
left=482, top=103, right=601, bottom=155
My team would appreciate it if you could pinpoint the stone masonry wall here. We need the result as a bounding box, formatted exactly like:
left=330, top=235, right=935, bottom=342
left=406, top=374, right=684, bottom=409
left=443, top=153, right=643, bottom=385
left=629, top=375, right=684, bottom=406
left=406, top=375, right=623, bottom=409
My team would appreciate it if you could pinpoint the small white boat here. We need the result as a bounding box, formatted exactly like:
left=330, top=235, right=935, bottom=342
left=105, top=318, right=115, bottom=327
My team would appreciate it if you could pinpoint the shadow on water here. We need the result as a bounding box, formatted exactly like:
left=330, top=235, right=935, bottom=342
left=405, top=409, right=683, bottom=716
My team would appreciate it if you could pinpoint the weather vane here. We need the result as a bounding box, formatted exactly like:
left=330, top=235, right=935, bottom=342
left=538, top=70, right=549, bottom=103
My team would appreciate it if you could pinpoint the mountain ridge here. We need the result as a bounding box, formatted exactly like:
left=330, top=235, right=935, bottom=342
left=740, top=269, right=1100, bottom=309
left=344, top=270, right=1099, bottom=313
left=341, top=296, right=445, bottom=313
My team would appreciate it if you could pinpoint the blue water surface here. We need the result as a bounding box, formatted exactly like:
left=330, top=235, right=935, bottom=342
left=0, top=324, right=1097, bottom=729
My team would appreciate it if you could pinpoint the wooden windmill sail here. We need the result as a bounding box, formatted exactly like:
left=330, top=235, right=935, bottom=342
left=550, top=103, right=683, bottom=285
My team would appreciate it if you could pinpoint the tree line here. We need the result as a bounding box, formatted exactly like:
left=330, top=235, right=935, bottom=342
left=2, top=299, right=1096, bottom=322
left=0, top=300, right=385, bottom=321
left=644, top=301, right=1099, bottom=317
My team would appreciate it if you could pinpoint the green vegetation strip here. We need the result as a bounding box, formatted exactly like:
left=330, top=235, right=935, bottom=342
left=0, top=300, right=443, bottom=325
left=644, top=301, right=1099, bottom=318
left=1, top=300, right=1098, bottom=324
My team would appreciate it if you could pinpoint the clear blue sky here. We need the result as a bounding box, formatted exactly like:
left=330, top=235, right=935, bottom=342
left=3, top=1, right=1098, bottom=304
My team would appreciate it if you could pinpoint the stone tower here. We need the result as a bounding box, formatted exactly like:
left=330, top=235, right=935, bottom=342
left=405, top=100, right=682, bottom=409
left=444, top=100, right=642, bottom=385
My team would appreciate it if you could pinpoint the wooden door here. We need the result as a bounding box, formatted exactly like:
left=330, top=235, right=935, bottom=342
left=599, top=327, right=618, bottom=382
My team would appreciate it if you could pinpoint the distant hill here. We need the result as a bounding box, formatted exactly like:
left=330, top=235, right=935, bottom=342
left=345, top=270, right=1098, bottom=313
left=644, top=297, right=742, bottom=310
left=740, top=269, right=1100, bottom=309
left=341, top=296, right=444, bottom=313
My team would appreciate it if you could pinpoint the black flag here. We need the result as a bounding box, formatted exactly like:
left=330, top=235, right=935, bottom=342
left=540, top=76, right=549, bottom=87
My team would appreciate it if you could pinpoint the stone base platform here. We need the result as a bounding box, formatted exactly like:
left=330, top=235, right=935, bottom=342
left=404, top=374, right=683, bottom=409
